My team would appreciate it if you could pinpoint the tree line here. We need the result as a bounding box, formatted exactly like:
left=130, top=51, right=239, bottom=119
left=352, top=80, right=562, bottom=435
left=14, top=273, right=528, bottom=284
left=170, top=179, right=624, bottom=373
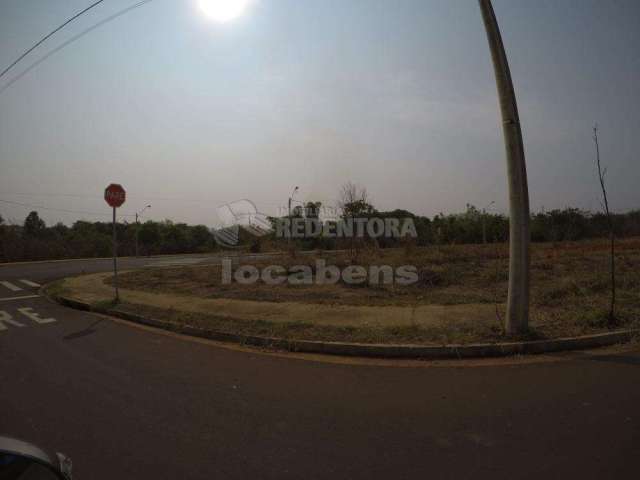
left=2, top=205, right=638, bottom=263
left=0, top=211, right=216, bottom=262
left=268, top=200, right=640, bottom=252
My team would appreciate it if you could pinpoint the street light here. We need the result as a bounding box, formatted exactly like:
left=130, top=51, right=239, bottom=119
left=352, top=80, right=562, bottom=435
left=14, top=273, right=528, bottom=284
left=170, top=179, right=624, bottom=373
left=135, top=204, right=151, bottom=257
left=287, top=186, right=299, bottom=244
left=479, top=0, right=531, bottom=335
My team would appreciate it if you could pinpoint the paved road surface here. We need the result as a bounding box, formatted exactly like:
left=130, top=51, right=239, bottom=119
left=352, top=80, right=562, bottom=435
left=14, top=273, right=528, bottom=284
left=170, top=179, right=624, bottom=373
left=1, top=256, right=638, bottom=479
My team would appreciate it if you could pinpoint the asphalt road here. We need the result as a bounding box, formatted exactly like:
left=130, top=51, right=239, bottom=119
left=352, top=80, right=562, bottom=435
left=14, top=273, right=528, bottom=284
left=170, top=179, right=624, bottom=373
left=1, top=255, right=638, bottom=479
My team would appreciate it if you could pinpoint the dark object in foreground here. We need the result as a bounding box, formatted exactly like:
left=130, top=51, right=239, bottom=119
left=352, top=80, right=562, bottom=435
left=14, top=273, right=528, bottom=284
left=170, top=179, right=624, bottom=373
left=0, top=436, right=72, bottom=479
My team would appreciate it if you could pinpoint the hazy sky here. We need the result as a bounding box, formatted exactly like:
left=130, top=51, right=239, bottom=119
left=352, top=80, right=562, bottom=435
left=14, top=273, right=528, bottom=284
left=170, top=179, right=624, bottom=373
left=0, top=0, right=638, bottom=227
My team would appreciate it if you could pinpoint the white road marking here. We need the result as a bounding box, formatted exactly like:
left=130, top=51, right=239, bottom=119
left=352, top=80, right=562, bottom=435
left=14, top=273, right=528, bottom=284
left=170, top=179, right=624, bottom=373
left=0, top=311, right=25, bottom=331
left=0, top=295, right=40, bottom=302
left=19, top=279, right=41, bottom=288
left=0, top=281, right=22, bottom=292
left=17, top=307, right=56, bottom=324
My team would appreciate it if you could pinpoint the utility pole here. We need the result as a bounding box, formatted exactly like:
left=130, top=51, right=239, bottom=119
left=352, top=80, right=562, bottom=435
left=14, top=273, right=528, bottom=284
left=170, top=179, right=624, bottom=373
left=478, top=0, right=530, bottom=335
left=288, top=186, right=299, bottom=245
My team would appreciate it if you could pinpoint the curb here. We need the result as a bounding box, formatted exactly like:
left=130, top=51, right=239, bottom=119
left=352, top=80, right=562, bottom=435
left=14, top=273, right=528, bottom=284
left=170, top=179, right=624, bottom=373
left=52, top=294, right=639, bottom=359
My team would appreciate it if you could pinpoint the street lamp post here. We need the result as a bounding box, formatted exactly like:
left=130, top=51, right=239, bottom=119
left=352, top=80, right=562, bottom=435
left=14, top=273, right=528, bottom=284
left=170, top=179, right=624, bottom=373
left=135, top=204, right=151, bottom=257
left=478, top=0, right=531, bottom=335
left=288, top=186, right=299, bottom=244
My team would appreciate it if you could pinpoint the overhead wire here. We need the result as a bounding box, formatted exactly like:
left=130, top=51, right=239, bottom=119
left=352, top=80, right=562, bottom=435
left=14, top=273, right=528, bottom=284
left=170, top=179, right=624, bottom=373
left=0, top=0, right=108, bottom=82
left=0, top=0, right=157, bottom=95
left=0, top=198, right=135, bottom=218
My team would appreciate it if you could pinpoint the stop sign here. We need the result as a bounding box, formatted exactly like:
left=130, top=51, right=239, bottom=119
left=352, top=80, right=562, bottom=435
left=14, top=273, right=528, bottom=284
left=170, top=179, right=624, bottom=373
left=104, top=183, right=126, bottom=208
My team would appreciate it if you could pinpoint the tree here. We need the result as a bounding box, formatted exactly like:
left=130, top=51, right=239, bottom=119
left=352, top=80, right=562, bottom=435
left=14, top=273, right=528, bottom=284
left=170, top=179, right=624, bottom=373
left=339, top=182, right=375, bottom=218
left=190, top=225, right=213, bottom=251
left=304, top=201, right=321, bottom=219
left=292, top=205, right=303, bottom=218
left=479, top=0, right=531, bottom=335
left=138, top=221, right=160, bottom=253
left=160, top=221, right=189, bottom=254
left=593, top=125, right=616, bottom=325
left=23, top=211, right=46, bottom=237
left=338, top=182, right=376, bottom=255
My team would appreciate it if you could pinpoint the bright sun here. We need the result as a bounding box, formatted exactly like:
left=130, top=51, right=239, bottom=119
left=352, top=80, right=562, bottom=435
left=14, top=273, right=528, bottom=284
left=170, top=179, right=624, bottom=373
left=198, top=0, right=252, bottom=23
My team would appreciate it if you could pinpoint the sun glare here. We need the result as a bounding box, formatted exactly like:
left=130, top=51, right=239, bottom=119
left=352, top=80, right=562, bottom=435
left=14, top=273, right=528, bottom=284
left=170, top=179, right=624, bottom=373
left=198, top=0, right=252, bottom=23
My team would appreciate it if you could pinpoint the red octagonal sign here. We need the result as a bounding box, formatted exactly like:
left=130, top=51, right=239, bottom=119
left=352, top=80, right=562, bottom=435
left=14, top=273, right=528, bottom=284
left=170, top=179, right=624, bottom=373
left=104, top=183, right=126, bottom=208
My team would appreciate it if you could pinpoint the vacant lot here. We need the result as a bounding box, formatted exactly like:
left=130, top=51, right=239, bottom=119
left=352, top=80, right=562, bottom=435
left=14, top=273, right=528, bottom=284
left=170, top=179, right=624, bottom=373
left=106, top=238, right=640, bottom=343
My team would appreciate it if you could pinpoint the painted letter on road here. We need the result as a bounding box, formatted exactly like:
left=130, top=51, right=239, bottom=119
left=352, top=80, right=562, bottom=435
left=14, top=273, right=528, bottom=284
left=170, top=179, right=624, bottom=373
left=17, top=307, right=56, bottom=324
left=0, top=311, right=25, bottom=331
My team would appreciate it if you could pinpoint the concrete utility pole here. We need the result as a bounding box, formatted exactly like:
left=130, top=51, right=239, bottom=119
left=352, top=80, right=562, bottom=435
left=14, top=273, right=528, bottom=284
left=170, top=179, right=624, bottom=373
left=478, top=0, right=530, bottom=335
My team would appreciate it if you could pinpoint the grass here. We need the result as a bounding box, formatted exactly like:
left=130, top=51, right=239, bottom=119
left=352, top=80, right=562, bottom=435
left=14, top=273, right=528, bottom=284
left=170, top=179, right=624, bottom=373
left=100, top=238, right=640, bottom=344
left=43, top=279, right=71, bottom=299
left=93, top=298, right=120, bottom=310
left=110, top=302, right=512, bottom=345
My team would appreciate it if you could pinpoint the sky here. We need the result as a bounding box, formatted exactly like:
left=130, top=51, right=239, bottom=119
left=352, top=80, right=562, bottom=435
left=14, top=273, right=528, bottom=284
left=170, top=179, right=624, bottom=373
left=0, top=0, right=638, bottom=227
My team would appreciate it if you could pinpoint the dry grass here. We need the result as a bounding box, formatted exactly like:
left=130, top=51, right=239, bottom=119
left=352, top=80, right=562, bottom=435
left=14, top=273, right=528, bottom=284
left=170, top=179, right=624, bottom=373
left=108, top=238, right=640, bottom=342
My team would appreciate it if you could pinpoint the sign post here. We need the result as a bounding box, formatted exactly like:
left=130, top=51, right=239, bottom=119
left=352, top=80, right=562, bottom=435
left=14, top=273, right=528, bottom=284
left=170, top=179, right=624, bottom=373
left=104, top=184, right=126, bottom=301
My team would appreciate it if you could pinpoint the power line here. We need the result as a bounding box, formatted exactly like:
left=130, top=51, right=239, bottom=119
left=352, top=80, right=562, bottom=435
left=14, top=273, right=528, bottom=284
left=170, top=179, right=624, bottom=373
left=0, top=198, right=135, bottom=218
left=0, top=192, right=102, bottom=200
left=0, top=192, right=298, bottom=212
left=0, top=192, right=305, bottom=217
left=0, top=0, right=157, bottom=95
left=0, top=191, right=209, bottom=204
left=0, top=0, right=108, bottom=82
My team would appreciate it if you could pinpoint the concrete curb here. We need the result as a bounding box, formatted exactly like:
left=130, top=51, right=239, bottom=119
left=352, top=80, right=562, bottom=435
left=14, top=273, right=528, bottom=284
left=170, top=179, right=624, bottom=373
left=52, top=294, right=639, bottom=359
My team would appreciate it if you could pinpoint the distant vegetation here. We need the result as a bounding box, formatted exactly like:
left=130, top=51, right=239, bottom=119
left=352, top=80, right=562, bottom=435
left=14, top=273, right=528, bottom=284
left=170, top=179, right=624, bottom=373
left=0, top=212, right=215, bottom=262
left=1, top=206, right=639, bottom=263
left=265, top=203, right=640, bottom=253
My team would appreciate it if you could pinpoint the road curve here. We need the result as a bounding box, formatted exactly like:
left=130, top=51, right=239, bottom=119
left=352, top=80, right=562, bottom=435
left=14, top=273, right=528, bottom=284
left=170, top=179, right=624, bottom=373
left=1, top=256, right=638, bottom=479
